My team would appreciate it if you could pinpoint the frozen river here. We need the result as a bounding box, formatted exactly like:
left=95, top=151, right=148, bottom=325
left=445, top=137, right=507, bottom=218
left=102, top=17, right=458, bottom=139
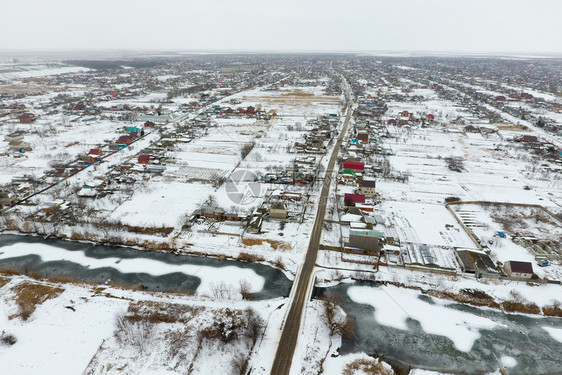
left=0, top=234, right=292, bottom=300
left=320, top=282, right=562, bottom=375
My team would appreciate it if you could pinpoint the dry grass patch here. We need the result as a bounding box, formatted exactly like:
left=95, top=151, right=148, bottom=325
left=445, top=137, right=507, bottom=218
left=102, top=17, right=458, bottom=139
left=497, top=124, right=528, bottom=131
left=123, top=225, right=174, bottom=237
left=501, top=300, right=541, bottom=314
left=10, top=281, right=64, bottom=320
left=242, top=238, right=291, bottom=251
left=428, top=288, right=501, bottom=309
left=0, top=276, right=8, bottom=288
left=125, top=301, right=198, bottom=325
left=0, top=267, right=21, bottom=277
left=343, top=358, right=394, bottom=375
left=236, top=252, right=265, bottom=263
left=542, top=303, right=562, bottom=317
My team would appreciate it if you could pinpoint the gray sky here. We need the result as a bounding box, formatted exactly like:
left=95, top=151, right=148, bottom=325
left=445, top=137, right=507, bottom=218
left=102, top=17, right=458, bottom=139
left=2, top=0, right=561, bottom=54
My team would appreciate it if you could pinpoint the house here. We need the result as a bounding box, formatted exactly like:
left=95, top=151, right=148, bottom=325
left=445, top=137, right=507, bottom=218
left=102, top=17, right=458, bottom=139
left=19, top=113, right=36, bottom=123
left=356, top=132, right=369, bottom=143
left=224, top=213, right=246, bottom=222
left=520, top=135, right=538, bottom=143
left=77, top=188, right=97, bottom=198
left=348, top=229, right=385, bottom=253
left=504, top=261, right=534, bottom=279
left=0, top=192, right=16, bottom=207
left=341, top=169, right=357, bottom=181
left=269, top=201, right=288, bottom=219
left=117, top=135, right=133, bottom=145
left=144, top=120, right=156, bottom=127
left=464, top=125, right=479, bottom=133
left=8, top=140, right=31, bottom=151
left=4, top=131, right=25, bottom=142
left=281, top=191, right=302, bottom=201
left=89, top=148, right=102, bottom=156
left=125, top=126, right=140, bottom=134
left=88, top=148, right=103, bottom=163
left=344, top=193, right=366, bottom=207
left=426, top=113, right=435, bottom=121
left=400, top=110, right=410, bottom=117
left=355, top=203, right=374, bottom=212
left=343, top=161, right=365, bottom=173
left=495, top=96, right=507, bottom=101
left=359, top=179, right=376, bottom=196
left=452, top=116, right=466, bottom=125
left=194, top=205, right=225, bottom=220
left=138, top=154, right=152, bottom=164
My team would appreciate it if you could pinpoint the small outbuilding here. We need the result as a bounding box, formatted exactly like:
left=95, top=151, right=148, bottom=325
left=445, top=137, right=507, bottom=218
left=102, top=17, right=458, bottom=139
left=455, top=249, right=498, bottom=277
left=269, top=202, right=288, bottom=219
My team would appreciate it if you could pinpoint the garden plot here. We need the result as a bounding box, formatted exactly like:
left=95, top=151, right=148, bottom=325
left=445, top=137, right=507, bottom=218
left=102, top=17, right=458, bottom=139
left=166, top=165, right=228, bottom=182
left=173, top=149, right=240, bottom=171
left=451, top=203, right=562, bottom=280
left=238, top=87, right=342, bottom=117
left=0, top=119, right=124, bottom=180
left=110, top=180, right=211, bottom=227
left=381, top=200, right=475, bottom=248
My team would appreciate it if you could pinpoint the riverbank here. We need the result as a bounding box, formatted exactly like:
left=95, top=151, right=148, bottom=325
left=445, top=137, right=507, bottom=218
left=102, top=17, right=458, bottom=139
left=315, top=265, right=562, bottom=319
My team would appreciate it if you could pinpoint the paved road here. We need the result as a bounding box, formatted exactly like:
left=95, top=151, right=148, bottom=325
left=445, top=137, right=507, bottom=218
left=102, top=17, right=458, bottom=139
left=270, top=75, right=353, bottom=374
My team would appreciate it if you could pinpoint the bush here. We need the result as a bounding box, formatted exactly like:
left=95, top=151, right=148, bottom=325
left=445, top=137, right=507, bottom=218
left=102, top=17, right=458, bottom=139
left=343, top=357, right=394, bottom=375
left=542, top=301, right=562, bottom=317
left=114, top=311, right=154, bottom=353
left=239, top=279, right=252, bottom=300
left=210, top=281, right=236, bottom=300
left=501, top=301, right=541, bottom=314
left=236, top=252, right=265, bottom=263
left=273, top=256, right=286, bottom=270
left=444, top=157, right=465, bottom=172
left=240, top=141, right=255, bottom=160
left=1, top=332, right=17, bottom=346
left=200, top=308, right=244, bottom=343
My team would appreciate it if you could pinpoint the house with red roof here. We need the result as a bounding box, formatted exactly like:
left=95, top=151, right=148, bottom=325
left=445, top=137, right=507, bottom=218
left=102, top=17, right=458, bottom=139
left=343, top=161, right=365, bottom=173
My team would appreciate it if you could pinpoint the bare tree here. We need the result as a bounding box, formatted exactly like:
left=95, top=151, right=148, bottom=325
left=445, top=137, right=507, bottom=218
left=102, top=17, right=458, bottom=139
left=321, top=293, right=354, bottom=339
left=210, top=281, right=235, bottom=300
left=239, top=279, right=252, bottom=300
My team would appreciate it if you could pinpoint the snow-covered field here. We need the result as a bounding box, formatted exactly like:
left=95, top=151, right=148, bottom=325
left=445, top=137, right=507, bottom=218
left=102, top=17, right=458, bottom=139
left=0, top=274, right=287, bottom=375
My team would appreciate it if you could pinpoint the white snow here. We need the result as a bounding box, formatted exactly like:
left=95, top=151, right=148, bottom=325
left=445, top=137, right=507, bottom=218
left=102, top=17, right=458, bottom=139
left=500, top=355, right=517, bottom=368
left=542, top=326, right=562, bottom=344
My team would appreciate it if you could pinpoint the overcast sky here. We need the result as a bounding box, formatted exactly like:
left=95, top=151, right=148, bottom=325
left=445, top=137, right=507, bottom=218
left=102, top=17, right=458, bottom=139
left=2, top=0, right=561, bottom=54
